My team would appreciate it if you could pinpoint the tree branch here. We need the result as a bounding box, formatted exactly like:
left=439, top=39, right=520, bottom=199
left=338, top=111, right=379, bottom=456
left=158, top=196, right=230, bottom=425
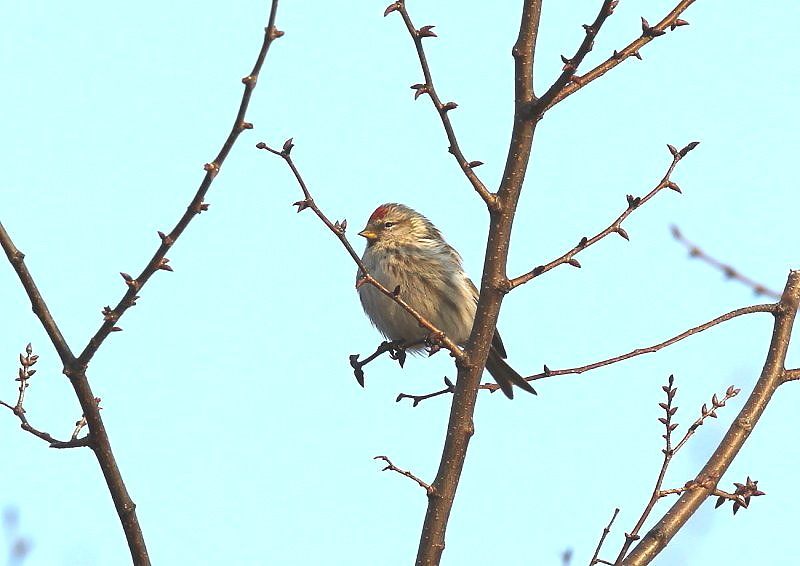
left=590, top=508, right=620, bottom=566
left=0, top=3, right=283, bottom=564
left=543, top=0, right=696, bottom=112
left=0, top=224, right=75, bottom=363
left=374, top=455, right=433, bottom=494
left=76, top=2, right=284, bottom=369
left=397, top=303, right=773, bottom=403
left=671, top=225, right=782, bottom=299
left=258, top=140, right=463, bottom=359
left=510, top=142, right=696, bottom=289
left=384, top=1, right=495, bottom=207
left=534, top=0, right=617, bottom=113
left=414, top=2, right=543, bottom=565
left=621, top=269, right=800, bottom=565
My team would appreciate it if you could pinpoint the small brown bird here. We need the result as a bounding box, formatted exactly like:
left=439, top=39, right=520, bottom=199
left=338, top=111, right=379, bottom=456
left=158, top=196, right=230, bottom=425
left=357, top=203, right=535, bottom=399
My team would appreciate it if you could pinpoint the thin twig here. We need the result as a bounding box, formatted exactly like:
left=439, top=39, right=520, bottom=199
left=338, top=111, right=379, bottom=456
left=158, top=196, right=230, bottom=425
left=543, top=0, right=696, bottom=112
left=671, top=385, right=740, bottom=455
left=528, top=303, right=774, bottom=382
left=0, top=345, right=89, bottom=448
left=257, top=140, right=463, bottom=359
left=76, top=3, right=284, bottom=368
left=396, top=302, right=773, bottom=404
left=589, top=508, right=619, bottom=566
left=349, top=340, right=408, bottom=387
left=510, top=142, right=697, bottom=289
left=374, top=455, right=433, bottom=494
left=534, top=0, right=617, bottom=113
left=614, top=380, right=741, bottom=562
left=396, top=377, right=455, bottom=407
left=384, top=1, right=495, bottom=207
left=622, top=270, right=800, bottom=565
left=614, top=376, right=679, bottom=563
left=671, top=225, right=781, bottom=299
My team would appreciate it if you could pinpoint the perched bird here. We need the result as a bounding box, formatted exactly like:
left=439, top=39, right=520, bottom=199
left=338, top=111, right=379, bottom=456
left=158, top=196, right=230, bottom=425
left=356, top=203, right=536, bottom=399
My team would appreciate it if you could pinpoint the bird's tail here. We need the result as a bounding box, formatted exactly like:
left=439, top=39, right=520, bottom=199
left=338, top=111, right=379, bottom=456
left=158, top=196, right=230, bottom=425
left=485, top=349, right=537, bottom=399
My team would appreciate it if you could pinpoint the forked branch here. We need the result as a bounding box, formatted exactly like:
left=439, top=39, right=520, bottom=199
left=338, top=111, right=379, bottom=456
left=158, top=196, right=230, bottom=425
left=621, top=270, right=800, bottom=565
left=542, top=0, right=696, bottom=112
left=0, top=3, right=283, bottom=564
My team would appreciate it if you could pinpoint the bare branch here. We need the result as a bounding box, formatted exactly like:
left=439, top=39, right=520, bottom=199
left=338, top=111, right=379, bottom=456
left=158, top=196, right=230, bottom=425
left=396, top=302, right=772, bottom=402
left=0, top=3, right=284, bottom=564
left=621, top=269, right=800, bottom=565
left=414, top=1, right=544, bottom=564
left=0, top=345, right=89, bottom=449
left=0, top=225, right=75, bottom=363
left=76, top=2, right=284, bottom=369
left=614, top=376, right=679, bottom=562
left=535, top=0, right=617, bottom=113
left=712, top=477, right=765, bottom=515
left=543, top=0, right=696, bottom=112
left=524, top=303, right=774, bottom=385
left=589, top=508, right=619, bottom=566
left=374, top=455, right=433, bottom=494
left=510, top=142, right=696, bottom=289
left=396, top=377, right=456, bottom=407
left=258, top=141, right=464, bottom=359
left=671, top=385, right=740, bottom=455
left=671, top=225, right=781, bottom=299
left=384, top=1, right=495, bottom=207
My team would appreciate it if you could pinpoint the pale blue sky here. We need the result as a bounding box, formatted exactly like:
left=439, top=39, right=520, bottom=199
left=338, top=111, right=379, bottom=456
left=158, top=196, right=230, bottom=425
left=2, top=2, right=799, bottom=565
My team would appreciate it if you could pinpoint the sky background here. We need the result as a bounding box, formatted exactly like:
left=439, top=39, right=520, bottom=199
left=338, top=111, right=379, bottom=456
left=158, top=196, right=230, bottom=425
left=2, top=1, right=799, bottom=565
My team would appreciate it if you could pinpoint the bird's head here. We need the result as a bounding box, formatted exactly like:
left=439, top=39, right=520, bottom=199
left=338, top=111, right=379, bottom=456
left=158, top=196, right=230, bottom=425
left=358, top=203, right=437, bottom=249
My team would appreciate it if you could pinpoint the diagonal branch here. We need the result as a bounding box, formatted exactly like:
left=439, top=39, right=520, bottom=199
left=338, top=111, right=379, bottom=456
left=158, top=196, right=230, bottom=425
left=510, top=142, right=697, bottom=289
left=258, top=140, right=463, bottom=358
left=406, top=302, right=773, bottom=402
left=621, top=269, right=800, bottom=565
left=534, top=0, right=617, bottom=113
left=0, top=223, right=75, bottom=363
left=543, top=0, right=696, bottom=112
left=590, top=508, right=620, bottom=566
left=384, top=1, right=495, bottom=207
left=76, top=4, right=284, bottom=369
left=374, top=455, right=433, bottom=494
left=671, top=225, right=782, bottom=299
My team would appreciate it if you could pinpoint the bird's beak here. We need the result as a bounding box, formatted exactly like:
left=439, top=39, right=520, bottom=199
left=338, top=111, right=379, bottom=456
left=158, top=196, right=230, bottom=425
left=358, top=229, right=377, bottom=241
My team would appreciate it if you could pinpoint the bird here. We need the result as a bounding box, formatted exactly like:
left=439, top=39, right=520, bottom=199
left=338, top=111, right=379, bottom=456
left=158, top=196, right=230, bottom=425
left=356, top=203, right=536, bottom=399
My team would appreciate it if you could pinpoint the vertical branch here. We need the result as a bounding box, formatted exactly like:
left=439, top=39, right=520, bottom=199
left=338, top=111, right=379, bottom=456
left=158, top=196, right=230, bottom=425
left=621, top=270, right=800, bottom=565
left=414, top=1, right=543, bottom=564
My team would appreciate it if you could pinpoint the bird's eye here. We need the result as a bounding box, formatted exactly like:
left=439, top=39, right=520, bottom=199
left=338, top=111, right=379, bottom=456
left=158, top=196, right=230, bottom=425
left=383, top=221, right=396, bottom=228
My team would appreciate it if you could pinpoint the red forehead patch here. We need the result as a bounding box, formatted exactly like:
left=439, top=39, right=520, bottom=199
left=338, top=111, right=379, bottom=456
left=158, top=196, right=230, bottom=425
left=368, top=204, right=390, bottom=223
